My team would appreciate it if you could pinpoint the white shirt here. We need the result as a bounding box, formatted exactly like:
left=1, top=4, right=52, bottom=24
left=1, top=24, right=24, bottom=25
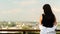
left=39, top=25, right=57, bottom=32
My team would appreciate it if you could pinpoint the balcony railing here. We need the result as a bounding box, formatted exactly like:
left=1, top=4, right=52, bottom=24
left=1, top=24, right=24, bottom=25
left=0, top=29, right=60, bottom=34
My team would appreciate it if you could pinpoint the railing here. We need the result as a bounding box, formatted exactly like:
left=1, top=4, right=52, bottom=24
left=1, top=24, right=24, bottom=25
left=0, top=29, right=60, bottom=34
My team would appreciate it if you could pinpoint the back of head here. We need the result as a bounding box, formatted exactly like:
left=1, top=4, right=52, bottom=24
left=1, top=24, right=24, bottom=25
left=42, top=4, right=55, bottom=27
left=43, top=4, right=53, bottom=16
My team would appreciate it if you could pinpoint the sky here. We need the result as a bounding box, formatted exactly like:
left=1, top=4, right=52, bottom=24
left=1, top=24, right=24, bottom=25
left=0, top=0, right=60, bottom=22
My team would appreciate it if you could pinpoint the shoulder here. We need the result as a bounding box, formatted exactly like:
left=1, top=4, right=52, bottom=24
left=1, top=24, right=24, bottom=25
left=40, top=14, right=44, bottom=20
left=40, top=15, right=42, bottom=21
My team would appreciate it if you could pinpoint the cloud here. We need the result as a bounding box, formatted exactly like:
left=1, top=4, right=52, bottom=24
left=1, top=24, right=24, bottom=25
left=52, top=7, right=60, bottom=13
left=9, top=0, right=38, bottom=6
left=0, top=8, right=22, bottom=14
left=0, top=0, right=59, bottom=22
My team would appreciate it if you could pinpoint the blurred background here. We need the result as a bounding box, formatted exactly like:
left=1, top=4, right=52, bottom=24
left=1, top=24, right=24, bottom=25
left=0, top=0, right=60, bottom=34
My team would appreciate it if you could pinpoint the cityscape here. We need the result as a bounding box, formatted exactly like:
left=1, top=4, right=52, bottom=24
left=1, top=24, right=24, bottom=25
left=0, top=21, right=60, bottom=34
left=0, top=21, right=39, bottom=29
left=0, top=21, right=60, bottom=30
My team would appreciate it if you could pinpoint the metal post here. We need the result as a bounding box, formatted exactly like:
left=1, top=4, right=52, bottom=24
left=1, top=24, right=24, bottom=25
left=23, top=31, right=26, bottom=34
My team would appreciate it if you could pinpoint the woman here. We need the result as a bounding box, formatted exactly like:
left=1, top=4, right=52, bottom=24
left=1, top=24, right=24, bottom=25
left=39, top=4, right=57, bottom=34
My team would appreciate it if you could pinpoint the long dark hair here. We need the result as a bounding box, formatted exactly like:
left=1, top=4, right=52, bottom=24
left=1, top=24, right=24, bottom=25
left=43, top=4, right=53, bottom=15
left=42, top=4, right=56, bottom=27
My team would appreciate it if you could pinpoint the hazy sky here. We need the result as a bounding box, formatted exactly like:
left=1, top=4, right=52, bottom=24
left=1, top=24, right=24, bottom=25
left=0, top=0, right=60, bottom=22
